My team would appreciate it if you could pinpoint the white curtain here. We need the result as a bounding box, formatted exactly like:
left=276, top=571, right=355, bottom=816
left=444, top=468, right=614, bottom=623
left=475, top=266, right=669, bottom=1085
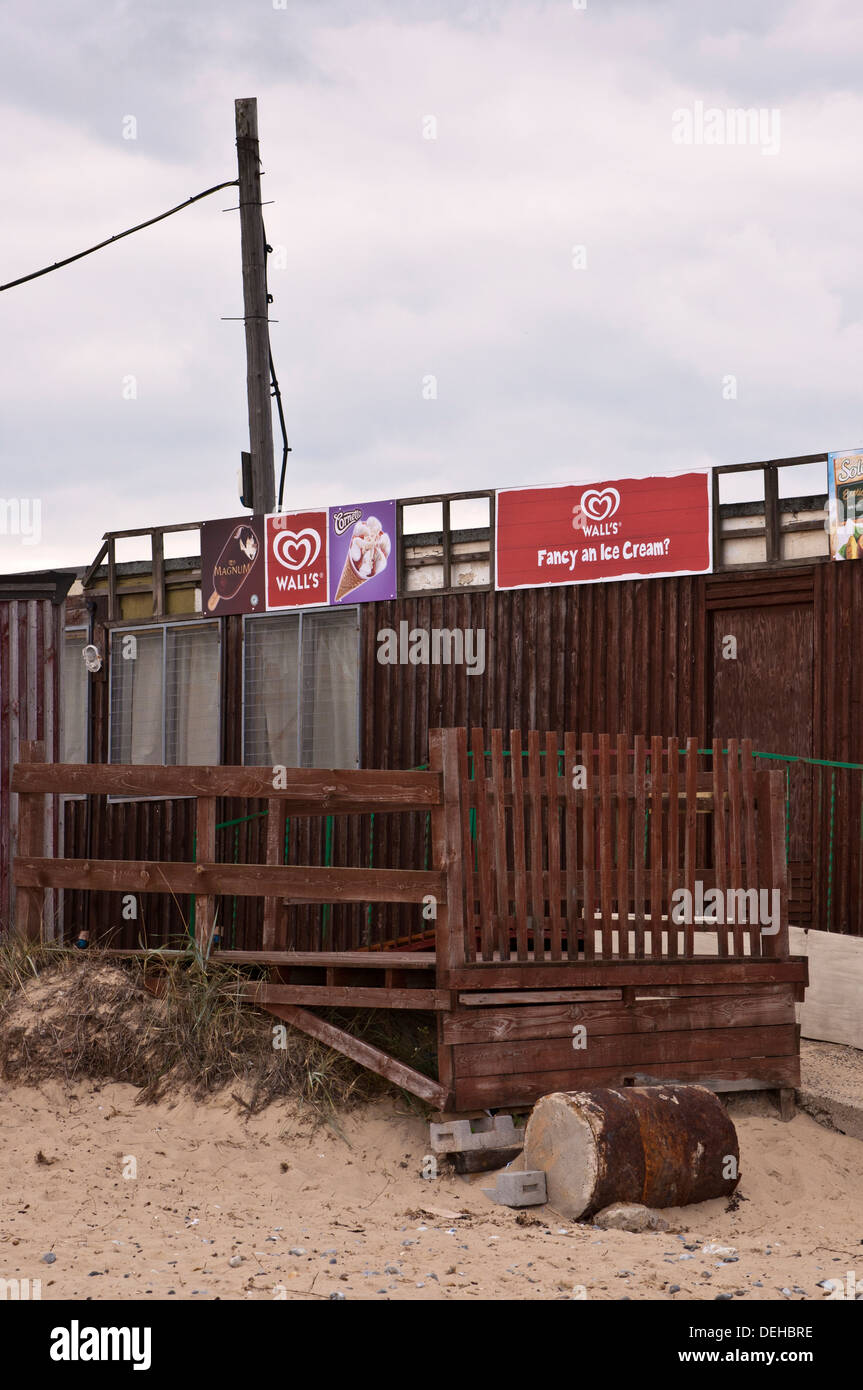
left=167, top=625, right=220, bottom=764
left=301, top=610, right=359, bottom=768
left=244, top=615, right=300, bottom=766
left=110, top=629, right=163, bottom=764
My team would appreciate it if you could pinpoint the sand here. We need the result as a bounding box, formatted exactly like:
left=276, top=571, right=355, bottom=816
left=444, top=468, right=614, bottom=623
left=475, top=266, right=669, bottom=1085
left=1, top=1080, right=861, bottom=1301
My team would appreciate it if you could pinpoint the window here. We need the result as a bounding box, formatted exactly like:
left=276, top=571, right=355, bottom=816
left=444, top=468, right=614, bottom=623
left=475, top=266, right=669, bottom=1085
left=109, top=623, right=220, bottom=765
left=399, top=491, right=493, bottom=593
left=243, top=609, right=359, bottom=768
left=61, top=628, right=89, bottom=763
left=714, top=456, right=829, bottom=568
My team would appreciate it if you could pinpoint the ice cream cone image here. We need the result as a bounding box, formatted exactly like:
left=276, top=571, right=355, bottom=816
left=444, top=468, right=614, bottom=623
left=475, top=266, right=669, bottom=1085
left=334, top=516, right=391, bottom=601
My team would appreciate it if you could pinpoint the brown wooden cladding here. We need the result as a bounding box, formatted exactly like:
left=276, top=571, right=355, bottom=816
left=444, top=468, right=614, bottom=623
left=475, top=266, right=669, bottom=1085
left=63, top=562, right=863, bottom=947
left=445, top=983, right=801, bottom=1111
left=0, top=596, right=64, bottom=934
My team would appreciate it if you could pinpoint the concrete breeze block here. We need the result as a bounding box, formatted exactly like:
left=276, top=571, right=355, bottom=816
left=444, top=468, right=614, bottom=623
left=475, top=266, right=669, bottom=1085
left=482, top=1170, right=548, bottom=1208
left=429, top=1114, right=523, bottom=1154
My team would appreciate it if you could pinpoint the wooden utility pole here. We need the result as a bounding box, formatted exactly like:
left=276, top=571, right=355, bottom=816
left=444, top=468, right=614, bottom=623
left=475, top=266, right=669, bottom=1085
left=235, top=97, right=275, bottom=514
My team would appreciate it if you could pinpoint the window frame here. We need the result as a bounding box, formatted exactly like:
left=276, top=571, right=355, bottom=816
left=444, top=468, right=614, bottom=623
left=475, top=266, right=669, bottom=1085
left=398, top=489, right=495, bottom=595
left=712, top=454, right=829, bottom=571
left=107, top=619, right=222, bottom=797
left=241, top=606, right=361, bottom=769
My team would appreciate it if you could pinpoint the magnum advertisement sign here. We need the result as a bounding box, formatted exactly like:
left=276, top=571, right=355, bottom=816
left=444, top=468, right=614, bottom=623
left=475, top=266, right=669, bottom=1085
left=200, top=516, right=265, bottom=614
left=495, top=472, right=712, bottom=590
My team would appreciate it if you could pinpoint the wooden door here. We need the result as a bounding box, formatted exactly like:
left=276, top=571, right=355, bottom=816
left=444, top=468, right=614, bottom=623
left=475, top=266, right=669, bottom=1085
left=710, top=603, right=814, bottom=923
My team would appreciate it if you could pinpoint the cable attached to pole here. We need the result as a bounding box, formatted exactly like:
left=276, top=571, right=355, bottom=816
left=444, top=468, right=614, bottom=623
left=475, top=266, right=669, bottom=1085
left=0, top=179, right=240, bottom=293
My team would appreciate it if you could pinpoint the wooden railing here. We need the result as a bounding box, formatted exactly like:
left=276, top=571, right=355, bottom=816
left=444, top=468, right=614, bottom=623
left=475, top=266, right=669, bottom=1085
left=10, top=730, right=789, bottom=967
left=11, top=743, right=445, bottom=952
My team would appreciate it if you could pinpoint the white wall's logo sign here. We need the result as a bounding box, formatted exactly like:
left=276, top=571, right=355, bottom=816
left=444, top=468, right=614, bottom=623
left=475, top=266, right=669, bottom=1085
left=580, top=487, right=620, bottom=522
left=272, top=528, right=322, bottom=571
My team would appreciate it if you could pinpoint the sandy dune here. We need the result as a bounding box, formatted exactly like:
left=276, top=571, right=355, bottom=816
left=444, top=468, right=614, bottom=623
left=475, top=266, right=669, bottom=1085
left=1, top=1082, right=861, bottom=1301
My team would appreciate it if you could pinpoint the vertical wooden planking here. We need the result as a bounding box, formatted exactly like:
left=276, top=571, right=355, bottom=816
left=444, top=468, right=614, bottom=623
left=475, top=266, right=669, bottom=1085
left=564, top=731, right=579, bottom=960
left=457, top=726, right=477, bottom=962
left=741, top=739, right=759, bottom=955
left=490, top=729, right=510, bottom=961
left=616, top=733, right=629, bottom=959
left=582, top=733, right=595, bottom=959
left=545, top=729, right=563, bottom=960
left=527, top=730, right=545, bottom=959
left=598, top=734, right=614, bottom=958
left=194, top=794, right=217, bottom=952
left=726, top=737, right=744, bottom=956
left=764, top=768, right=790, bottom=960
left=712, top=737, right=728, bottom=956
left=650, top=734, right=664, bottom=958
left=13, top=740, right=46, bottom=942
left=666, top=737, right=680, bottom=956
left=510, top=729, right=529, bottom=961
left=632, top=733, right=646, bottom=959
left=684, top=736, right=698, bottom=960
left=471, top=727, right=495, bottom=961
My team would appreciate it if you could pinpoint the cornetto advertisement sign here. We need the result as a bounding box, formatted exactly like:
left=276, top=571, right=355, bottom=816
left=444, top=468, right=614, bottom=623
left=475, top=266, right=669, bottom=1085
left=494, top=472, right=712, bottom=590
left=328, top=499, right=396, bottom=605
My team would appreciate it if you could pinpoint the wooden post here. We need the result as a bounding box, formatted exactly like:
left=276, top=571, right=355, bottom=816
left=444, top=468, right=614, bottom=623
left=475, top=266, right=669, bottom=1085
left=262, top=798, right=288, bottom=950
left=14, top=741, right=46, bottom=942
left=194, top=795, right=217, bottom=952
left=428, top=729, right=467, bottom=979
left=235, top=97, right=275, bottom=514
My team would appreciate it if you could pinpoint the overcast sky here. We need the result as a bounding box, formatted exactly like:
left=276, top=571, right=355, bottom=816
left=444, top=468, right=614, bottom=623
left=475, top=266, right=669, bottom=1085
left=1, top=0, right=860, bottom=571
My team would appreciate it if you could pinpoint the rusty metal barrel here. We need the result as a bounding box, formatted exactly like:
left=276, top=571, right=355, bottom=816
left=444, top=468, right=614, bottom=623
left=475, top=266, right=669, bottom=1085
left=523, top=1084, right=740, bottom=1220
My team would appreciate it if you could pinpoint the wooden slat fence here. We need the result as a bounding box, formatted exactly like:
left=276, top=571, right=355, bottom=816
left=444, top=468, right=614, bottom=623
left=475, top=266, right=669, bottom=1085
left=456, top=730, right=789, bottom=965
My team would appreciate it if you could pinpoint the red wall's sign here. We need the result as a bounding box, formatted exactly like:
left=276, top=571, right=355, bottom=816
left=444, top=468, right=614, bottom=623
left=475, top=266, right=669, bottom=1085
left=264, top=510, right=329, bottom=609
left=495, top=473, right=712, bottom=590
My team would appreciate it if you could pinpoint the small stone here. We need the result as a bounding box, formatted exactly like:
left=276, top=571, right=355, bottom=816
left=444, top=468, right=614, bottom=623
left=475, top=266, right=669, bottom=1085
left=593, top=1203, right=669, bottom=1234
left=328, top=1291, right=346, bottom=1301
left=41, top=1253, right=56, bottom=1265
left=668, top=1285, right=681, bottom=1294
left=229, top=1256, right=244, bottom=1268
left=384, top=1264, right=400, bottom=1275
left=289, top=1247, right=306, bottom=1256
left=715, top=1293, right=734, bottom=1301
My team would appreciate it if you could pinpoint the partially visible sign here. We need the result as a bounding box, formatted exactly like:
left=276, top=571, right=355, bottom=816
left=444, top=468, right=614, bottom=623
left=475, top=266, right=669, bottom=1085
left=264, top=510, right=329, bottom=609
left=827, top=449, right=863, bottom=561
left=201, top=515, right=265, bottom=614
left=328, top=499, right=396, bottom=604
left=495, top=473, right=712, bottom=590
